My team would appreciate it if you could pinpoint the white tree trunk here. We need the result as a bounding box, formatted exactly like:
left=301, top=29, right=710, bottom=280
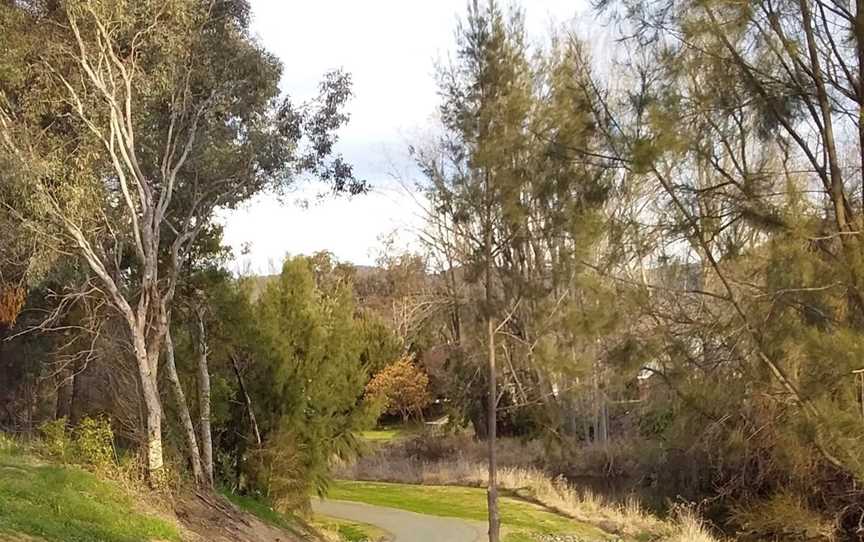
left=136, top=347, right=164, bottom=477
left=196, top=309, right=213, bottom=487
left=164, top=328, right=203, bottom=485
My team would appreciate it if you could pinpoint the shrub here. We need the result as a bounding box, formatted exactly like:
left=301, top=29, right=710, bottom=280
left=365, top=356, right=431, bottom=421
left=74, top=416, right=116, bottom=469
left=0, top=432, right=21, bottom=454
left=731, top=493, right=834, bottom=540
left=247, top=428, right=308, bottom=514
left=38, top=418, right=71, bottom=460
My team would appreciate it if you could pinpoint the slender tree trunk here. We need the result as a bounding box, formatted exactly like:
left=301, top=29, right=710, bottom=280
left=55, top=368, right=74, bottom=421
left=132, top=332, right=164, bottom=485
left=69, top=367, right=83, bottom=425
left=163, top=328, right=203, bottom=485
left=485, top=225, right=500, bottom=542
left=856, top=0, right=864, bottom=208
left=230, top=353, right=262, bottom=447
left=195, top=308, right=213, bottom=487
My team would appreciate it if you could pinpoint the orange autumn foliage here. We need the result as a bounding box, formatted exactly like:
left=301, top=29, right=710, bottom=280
left=365, top=356, right=431, bottom=420
left=0, top=285, right=25, bottom=326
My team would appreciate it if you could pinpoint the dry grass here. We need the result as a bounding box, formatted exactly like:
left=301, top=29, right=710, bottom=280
left=664, top=507, right=719, bottom=542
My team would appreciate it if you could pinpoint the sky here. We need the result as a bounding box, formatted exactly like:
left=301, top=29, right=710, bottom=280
left=220, top=0, right=597, bottom=272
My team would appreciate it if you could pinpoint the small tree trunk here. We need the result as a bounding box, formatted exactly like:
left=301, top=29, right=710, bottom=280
left=164, top=328, right=203, bottom=485
left=230, top=353, right=262, bottom=447
left=195, top=308, right=214, bottom=487
left=486, top=313, right=500, bottom=542
left=485, top=220, right=500, bottom=542
left=55, top=368, right=74, bottom=421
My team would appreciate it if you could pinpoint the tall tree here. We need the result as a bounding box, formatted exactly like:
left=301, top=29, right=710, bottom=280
left=420, top=2, right=533, bottom=539
left=0, top=0, right=360, bottom=483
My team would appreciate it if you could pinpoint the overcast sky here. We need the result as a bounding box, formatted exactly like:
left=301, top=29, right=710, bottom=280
left=220, top=1, right=596, bottom=272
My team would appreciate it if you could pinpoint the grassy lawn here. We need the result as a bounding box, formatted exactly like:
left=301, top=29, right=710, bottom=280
left=329, top=480, right=614, bottom=541
left=358, top=424, right=423, bottom=443
left=0, top=446, right=180, bottom=542
left=312, top=514, right=391, bottom=541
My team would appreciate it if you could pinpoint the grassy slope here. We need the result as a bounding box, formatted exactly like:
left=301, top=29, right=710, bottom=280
left=329, top=480, right=613, bottom=541
left=0, top=447, right=180, bottom=542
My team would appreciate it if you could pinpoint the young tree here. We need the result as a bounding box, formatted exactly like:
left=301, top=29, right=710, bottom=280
left=417, top=4, right=609, bottom=538
left=247, top=255, right=375, bottom=506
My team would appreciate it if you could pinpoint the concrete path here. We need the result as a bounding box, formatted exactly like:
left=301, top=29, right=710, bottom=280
left=312, top=499, right=487, bottom=542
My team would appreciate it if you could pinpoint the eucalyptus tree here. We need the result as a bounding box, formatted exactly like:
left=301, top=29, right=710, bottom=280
left=0, top=0, right=360, bottom=483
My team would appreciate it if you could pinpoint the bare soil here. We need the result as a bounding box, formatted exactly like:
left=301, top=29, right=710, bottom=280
left=173, top=491, right=313, bottom=542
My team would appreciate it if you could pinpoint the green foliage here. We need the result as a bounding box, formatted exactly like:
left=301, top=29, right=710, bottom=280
left=73, top=416, right=116, bottom=470
left=221, top=489, right=297, bottom=531
left=731, top=493, right=834, bottom=540
left=37, top=418, right=71, bottom=460
left=233, top=255, right=379, bottom=508
left=357, top=313, right=403, bottom=375
left=313, top=515, right=390, bottom=542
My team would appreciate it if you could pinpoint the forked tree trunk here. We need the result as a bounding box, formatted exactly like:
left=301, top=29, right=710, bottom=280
left=164, top=328, right=203, bottom=485
left=195, top=308, right=213, bottom=487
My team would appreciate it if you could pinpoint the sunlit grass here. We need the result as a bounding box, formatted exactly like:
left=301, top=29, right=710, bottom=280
left=0, top=447, right=180, bottom=542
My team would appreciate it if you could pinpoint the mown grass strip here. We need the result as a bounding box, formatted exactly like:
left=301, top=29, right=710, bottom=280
left=329, top=480, right=613, bottom=541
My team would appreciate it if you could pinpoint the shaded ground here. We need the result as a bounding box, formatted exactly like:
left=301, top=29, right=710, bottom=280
left=176, top=492, right=307, bottom=542
left=313, top=500, right=485, bottom=542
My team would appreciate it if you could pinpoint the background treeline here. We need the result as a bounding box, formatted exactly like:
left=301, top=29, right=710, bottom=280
left=4, top=0, right=864, bottom=540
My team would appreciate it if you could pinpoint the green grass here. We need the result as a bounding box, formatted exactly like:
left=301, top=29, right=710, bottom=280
left=0, top=447, right=180, bottom=542
left=358, top=424, right=422, bottom=443
left=328, top=480, right=613, bottom=541
left=312, top=514, right=391, bottom=541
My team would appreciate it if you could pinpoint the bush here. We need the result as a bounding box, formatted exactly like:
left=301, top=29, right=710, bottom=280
left=38, top=418, right=71, bottom=460
left=247, top=428, right=308, bottom=514
left=365, top=357, right=431, bottom=421
left=74, top=416, right=116, bottom=469
left=732, top=493, right=834, bottom=540
left=0, top=432, right=21, bottom=454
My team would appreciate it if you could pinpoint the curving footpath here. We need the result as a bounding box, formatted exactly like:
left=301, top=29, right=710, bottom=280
left=312, top=499, right=487, bottom=542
